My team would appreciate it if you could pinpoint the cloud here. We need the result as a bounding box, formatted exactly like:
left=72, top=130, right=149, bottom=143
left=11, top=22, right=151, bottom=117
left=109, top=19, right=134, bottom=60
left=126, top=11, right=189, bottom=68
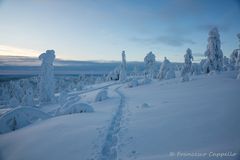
left=0, top=44, right=40, bottom=57
left=131, top=36, right=195, bottom=47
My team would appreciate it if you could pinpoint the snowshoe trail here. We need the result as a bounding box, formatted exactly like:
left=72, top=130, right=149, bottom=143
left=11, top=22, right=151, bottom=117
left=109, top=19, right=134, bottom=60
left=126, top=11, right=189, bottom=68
left=99, top=87, right=126, bottom=160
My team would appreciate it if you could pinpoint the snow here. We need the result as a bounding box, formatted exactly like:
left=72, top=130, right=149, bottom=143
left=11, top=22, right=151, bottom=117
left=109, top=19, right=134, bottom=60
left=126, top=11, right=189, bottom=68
left=95, top=89, right=108, bottom=102
left=0, top=72, right=240, bottom=160
left=0, top=107, right=50, bottom=134
left=127, top=79, right=139, bottom=88
left=56, top=102, right=94, bottom=115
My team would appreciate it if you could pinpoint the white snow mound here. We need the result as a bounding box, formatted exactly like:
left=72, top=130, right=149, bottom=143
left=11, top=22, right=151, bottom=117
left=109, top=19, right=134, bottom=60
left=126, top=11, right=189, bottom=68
left=56, top=102, right=94, bottom=116
left=0, top=107, right=50, bottom=134
left=95, top=89, right=108, bottom=102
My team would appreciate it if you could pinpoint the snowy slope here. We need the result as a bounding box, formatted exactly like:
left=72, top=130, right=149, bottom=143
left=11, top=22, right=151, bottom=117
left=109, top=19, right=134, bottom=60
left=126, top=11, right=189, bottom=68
left=0, top=72, right=240, bottom=160
left=118, top=72, right=240, bottom=160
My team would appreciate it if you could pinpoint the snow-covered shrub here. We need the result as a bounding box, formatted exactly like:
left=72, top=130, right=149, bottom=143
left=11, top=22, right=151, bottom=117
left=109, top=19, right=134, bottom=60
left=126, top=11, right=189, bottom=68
left=22, top=87, right=34, bottom=106
left=0, top=107, right=50, bottom=134
left=56, top=103, right=94, bottom=116
left=158, top=57, right=176, bottom=80
left=139, top=77, right=152, bottom=85
left=9, top=81, right=24, bottom=104
left=128, top=79, right=139, bottom=88
left=39, top=50, right=56, bottom=104
left=58, top=90, right=68, bottom=106
left=9, top=96, right=20, bottom=108
left=141, top=103, right=151, bottom=108
left=107, top=65, right=121, bottom=81
left=204, top=27, right=223, bottom=73
left=95, top=89, right=108, bottom=102
left=119, top=50, right=127, bottom=82
left=144, top=52, right=157, bottom=79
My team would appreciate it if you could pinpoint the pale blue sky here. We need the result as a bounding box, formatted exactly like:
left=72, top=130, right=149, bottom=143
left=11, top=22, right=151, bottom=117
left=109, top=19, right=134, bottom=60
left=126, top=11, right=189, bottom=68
left=0, top=0, right=239, bottom=62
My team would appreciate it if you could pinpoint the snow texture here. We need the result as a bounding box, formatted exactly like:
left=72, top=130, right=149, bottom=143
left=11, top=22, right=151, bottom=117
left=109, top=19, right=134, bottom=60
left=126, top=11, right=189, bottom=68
left=99, top=87, right=126, bottom=160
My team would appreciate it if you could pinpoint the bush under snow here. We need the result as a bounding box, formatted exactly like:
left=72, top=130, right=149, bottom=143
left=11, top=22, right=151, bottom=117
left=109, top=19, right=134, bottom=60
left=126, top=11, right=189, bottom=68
left=128, top=79, right=139, bottom=88
left=56, top=102, right=94, bottom=116
left=0, top=107, right=50, bottom=134
left=95, top=89, right=108, bottom=102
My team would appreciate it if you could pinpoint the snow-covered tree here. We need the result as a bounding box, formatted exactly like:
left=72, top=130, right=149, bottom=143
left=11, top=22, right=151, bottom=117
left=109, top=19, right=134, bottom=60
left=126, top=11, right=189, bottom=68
left=107, top=65, right=121, bottom=81
left=181, top=48, right=193, bottom=82
left=9, top=81, right=24, bottom=104
left=223, top=56, right=230, bottom=71
left=236, top=33, right=240, bottom=79
left=236, top=55, right=240, bottom=79
left=39, top=50, right=56, bottom=104
left=158, top=57, right=176, bottom=80
left=191, top=63, right=201, bottom=75
left=230, top=49, right=239, bottom=70
left=132, top=66, right=139, bottom=76
left=22, top=87, right=34, bottom=106
left=144, top=52, right=157, bottom=79
left=119, top=50, right=127, bottom=82
left=204, top=27, right=223, bottom=73
left=9, top=96, right=20, bottom=108
left=236, top=34, right=240, bottom=69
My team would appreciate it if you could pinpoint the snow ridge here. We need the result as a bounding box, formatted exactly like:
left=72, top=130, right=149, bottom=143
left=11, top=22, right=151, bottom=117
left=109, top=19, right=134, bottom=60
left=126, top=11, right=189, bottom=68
left=99, top=87, right=126, bottom=160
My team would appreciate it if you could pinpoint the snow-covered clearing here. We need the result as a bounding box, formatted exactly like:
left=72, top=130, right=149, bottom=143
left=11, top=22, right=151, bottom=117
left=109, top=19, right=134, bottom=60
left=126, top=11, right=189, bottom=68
left=0, top=72, right=240, bottom=160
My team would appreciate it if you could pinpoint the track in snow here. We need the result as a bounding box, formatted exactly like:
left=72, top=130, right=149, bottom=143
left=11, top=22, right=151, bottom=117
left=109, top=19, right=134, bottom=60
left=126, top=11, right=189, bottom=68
left=99, top=87, right=126, bottom=160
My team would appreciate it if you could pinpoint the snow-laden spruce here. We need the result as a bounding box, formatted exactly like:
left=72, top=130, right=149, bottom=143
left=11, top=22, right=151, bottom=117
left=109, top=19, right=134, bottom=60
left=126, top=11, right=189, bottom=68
left=158, top=57, right=176, bottom=80
left=144, top=52, right=157, bottom=79
left=119, top=50, right=127, bottom=82
left=95, top=89, right=108, bottom=102
left=204, top=27, right=223, bottom=73
left=181, top=48, right=193, bottom=82
left=39, top=50, right=56, bottom=104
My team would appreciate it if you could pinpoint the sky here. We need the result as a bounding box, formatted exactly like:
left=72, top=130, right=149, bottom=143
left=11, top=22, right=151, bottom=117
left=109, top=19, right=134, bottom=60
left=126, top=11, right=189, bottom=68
left=0, top=0, right=240, bottom=62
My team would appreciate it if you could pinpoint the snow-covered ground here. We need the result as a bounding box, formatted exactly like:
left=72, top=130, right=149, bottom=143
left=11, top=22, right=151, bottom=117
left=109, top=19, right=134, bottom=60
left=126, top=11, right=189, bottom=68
left=0, top=72, right=240, bottom=160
